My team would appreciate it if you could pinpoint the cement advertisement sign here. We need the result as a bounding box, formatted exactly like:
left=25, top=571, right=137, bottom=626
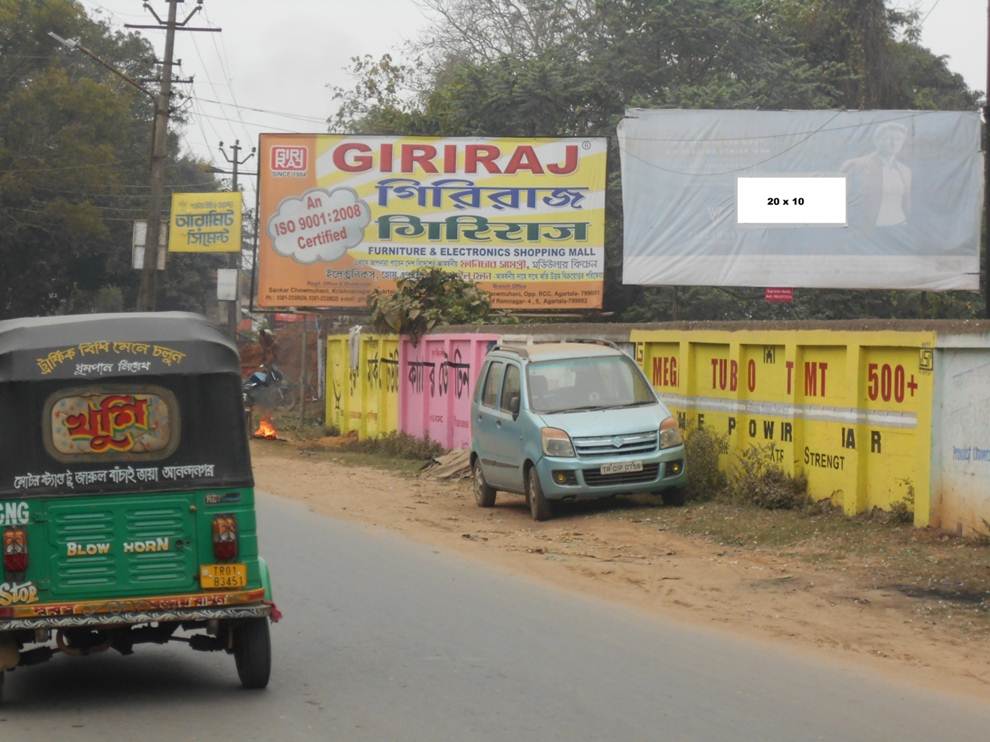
left=168, top=192, right=242, bottom=253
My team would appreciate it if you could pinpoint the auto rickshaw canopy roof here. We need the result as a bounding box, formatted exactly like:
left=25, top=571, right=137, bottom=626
left=0, top=312, right=239, bottom=382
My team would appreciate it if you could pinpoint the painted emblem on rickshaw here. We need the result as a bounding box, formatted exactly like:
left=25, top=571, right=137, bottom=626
left=51, top=393, right=172, bottom=455
left=0, top=581, right=39, bottom=607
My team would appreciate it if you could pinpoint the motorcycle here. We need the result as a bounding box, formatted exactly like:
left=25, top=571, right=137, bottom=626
left=242, top=364, right=297, bottom=412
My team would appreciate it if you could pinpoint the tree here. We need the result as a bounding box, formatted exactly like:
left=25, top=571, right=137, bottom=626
left=368, top=269, right=492, bottom=341
left=0, top=0, right=222, bottom=319
left=418, top=0, right=578, bottom=62
left=774, top=0, right=979, bottom=110
left=331, top=0, right=981, bottom=322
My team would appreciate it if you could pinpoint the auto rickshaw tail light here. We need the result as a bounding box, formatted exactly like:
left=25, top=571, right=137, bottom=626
left=3, top=528, right=28, bottom=575
left=212, top=515, right=239, bottom=561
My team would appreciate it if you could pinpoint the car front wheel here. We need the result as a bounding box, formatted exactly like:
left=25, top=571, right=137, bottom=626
left=527, top=467, right=553, bottom=521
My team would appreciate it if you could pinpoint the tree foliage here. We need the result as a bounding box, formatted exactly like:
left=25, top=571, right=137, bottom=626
left=367, top=269, right=492, bottom=341
left=0, top=0, right=222, bottom=319
left=331, top=0, right=981, bottom=322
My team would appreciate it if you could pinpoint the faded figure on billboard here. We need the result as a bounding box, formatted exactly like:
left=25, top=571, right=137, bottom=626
left=841, top=122, right=912, bottom=228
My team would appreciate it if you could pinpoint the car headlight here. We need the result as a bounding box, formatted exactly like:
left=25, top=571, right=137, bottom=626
left=659, top=417, right=683, bottom=449
left=541, top=427, right=575, bottom=457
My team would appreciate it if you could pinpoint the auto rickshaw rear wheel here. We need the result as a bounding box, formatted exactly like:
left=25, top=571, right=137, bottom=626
left=0, top=669, right=5, bottom=704
left=233, top=618, right=271, bottom=690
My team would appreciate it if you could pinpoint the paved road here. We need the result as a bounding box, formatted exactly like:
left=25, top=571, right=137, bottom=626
left=3, top=493, right=989, bottom=741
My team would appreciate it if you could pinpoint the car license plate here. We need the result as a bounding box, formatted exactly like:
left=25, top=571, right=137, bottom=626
left=600, top=461, right=644, bottom=475
left=200, top=563, right=247, bottom=589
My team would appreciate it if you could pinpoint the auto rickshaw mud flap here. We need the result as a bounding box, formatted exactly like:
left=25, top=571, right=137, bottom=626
left=258, top=556, right=274, bottom=602
left=0, top=633, right=18, bottom=671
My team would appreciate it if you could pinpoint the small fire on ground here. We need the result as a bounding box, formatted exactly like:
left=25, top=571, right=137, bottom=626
left=253, top=418, right=279, bottom=440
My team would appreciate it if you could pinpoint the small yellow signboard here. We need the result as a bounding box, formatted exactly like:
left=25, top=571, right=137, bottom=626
left=168, top=192, right=242, bottom=253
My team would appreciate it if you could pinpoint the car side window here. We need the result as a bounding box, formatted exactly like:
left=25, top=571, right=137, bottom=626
left=500, top=364, right=521, bottom=415
left=481, top=361, right=504, bottom=408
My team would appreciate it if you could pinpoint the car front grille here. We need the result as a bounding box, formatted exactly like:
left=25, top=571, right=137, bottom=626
left=573, top=431, right=658, bottom=458
left=583, top=463, right=661, bottom=487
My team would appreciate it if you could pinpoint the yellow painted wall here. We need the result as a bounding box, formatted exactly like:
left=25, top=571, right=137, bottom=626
left=326, top=334, right=399, bottom=439
left=633, top=329, right=936, bottom=525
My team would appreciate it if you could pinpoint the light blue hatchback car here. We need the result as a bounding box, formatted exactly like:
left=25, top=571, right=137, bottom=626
left=470, top=340, right=687, bottom=520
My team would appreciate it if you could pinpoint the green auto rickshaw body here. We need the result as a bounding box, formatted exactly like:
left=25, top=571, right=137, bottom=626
left=0, top=312, right=276, bottom=694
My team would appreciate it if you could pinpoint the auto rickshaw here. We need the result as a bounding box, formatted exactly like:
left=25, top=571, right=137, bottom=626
left=0, top=312, right=278, bottom=701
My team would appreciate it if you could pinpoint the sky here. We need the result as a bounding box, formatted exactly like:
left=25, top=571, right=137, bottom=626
left=81, top=0, right=985, bottom=206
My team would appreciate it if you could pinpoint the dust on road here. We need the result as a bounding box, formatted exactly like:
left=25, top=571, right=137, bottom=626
left=251, top=440, right=990, bottom=699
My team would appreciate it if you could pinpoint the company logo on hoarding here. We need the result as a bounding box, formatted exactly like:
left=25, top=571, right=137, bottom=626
left=270, top=146, right=308, bottom=177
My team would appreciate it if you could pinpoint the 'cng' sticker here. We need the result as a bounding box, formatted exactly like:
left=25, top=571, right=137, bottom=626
left=0, top=501, right=29, bottom=527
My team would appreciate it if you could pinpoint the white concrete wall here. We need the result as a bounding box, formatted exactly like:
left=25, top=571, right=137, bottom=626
left=931, top=335, right=990, bottom=536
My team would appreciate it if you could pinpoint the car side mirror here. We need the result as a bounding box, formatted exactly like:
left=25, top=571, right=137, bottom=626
left=508, top=392, right=521, bottom=418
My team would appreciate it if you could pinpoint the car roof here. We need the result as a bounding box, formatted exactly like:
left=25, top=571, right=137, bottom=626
left=490, top=342, right=624, bottom=363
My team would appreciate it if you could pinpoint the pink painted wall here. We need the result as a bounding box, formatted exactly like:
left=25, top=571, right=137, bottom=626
left=400, top=334, right=499, bottom=449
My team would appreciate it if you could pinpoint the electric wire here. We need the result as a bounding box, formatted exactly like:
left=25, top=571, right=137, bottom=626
left=189, top=32, right=240, bottom=146
left=190, top=96, right=328, bottom=124
left=187, top=84, right=228, bottom=161
left=920, top=0, right=945, bottom=25
left=203, top=7, right=255, bottom=147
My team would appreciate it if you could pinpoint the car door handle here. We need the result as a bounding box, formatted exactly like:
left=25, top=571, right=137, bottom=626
left=495, top=420, right=502, bottom=428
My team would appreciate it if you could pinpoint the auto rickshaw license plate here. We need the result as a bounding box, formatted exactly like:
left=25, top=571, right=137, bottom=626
left=200, top=563, right=247, bottom=589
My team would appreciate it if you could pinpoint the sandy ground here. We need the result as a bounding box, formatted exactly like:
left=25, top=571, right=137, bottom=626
left=251, top=441, right=990, bottom=700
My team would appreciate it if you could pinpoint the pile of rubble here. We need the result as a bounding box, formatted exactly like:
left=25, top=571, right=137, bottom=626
left=422, top=449, right=471, bottom=480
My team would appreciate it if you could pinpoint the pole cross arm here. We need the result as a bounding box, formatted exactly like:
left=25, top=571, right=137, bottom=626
left=47, top=32, right=156, bottom=101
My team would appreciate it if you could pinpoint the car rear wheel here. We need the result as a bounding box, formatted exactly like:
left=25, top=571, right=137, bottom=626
left=234, top=618, right=271, bottom=690
left=473, top=458, right=496, bottom=507
left=527, top=467, right=553, bottom=521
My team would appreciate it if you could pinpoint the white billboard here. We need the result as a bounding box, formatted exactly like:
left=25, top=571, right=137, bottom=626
left=617, top=110, right=983, bottom=291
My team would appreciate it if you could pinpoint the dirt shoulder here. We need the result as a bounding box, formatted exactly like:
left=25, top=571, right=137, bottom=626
left=251, top=439, right=990, bottom=699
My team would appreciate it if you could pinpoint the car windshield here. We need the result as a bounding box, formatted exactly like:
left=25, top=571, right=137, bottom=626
left=527, top=354, right=656, bottom=413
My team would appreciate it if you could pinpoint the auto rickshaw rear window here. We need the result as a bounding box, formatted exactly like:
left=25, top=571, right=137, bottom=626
left=43, top=385, right=180, bottom=463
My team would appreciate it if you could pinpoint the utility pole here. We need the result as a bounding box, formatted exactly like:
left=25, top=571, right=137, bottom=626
left=984, top=0, right=990, bottom=318
left=219, top=139, right=255, bottom=339
left=130, top=0, right=220, bottom=312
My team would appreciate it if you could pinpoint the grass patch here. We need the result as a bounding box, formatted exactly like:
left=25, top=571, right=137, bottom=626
left=646, top=438, right=990, bottom=621
left=658, top=499, right=861, bottom=549
left=292, top=432, right=446, bottom=475
left=338, top=432, right=446, bottom=460
left=681, top=426, right=727, bottom=502
left=314, top=449, right=431, bottom=475
left=725, top=444, right=809, bottom=510
left=651, top=498, right=990, bottom=624
left=887, top=479, right=916, bottom=524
